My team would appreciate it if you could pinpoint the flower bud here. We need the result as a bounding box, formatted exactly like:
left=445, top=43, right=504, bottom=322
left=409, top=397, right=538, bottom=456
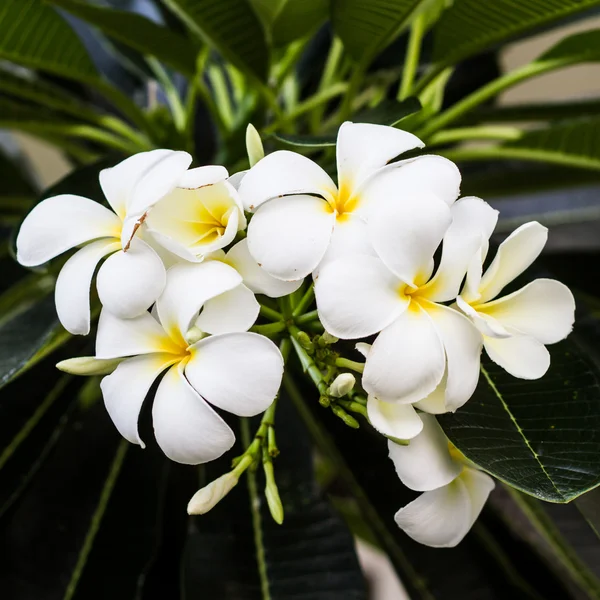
left=328, top=373, right=356, bottom=398
left=246, top=123, right=264, bottom=167
left=331, top=405, right=360, bottom=429
left=297, top=331, right=314, bottom=353
left=321, top=331, right=339, bottom=345
left=265, top=481, right=284, bottom=525
left=187, top=472, right=239, bottom=515
left=56, top=356, right=122, bottom=376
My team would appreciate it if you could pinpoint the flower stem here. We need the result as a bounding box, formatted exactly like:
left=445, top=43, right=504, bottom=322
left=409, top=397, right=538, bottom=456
left=295, top=309, right=319, bottom=325
left=250, top=322, right=286, bottom=337
left=259, top=305, right=283, bottom=322
left=292, top=283, right=314, bottom=317
left=398, top=12, right=425, bottom=101
left=335, top=357, right=365, bottom=374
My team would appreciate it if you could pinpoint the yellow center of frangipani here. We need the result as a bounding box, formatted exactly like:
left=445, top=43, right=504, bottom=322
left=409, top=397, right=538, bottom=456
left=324, top=182, right=360, bottom=222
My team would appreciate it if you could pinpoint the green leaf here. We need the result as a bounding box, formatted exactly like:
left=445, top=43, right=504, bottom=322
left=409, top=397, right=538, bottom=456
left=161, top=0, right=270, bottom=82
left=353, top=96, right=422, bottom=125
left=46, top=0, right=201, bottom=76
left=432, top=0, right=600, bottom=69
left=475, top=99, right=600, bottom=124
left=271, top=0, right=329, bottom=47
left=331, top=0, right=425, bottom=61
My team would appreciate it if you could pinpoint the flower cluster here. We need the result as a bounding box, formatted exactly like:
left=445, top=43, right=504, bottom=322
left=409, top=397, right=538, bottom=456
left=16, top=122, right=575, bottom=548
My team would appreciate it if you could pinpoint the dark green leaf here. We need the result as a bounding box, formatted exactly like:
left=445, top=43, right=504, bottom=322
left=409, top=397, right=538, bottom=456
left=161, top=0, right=270, bottom=82
left=474, top=99, right=600, bottom=124
left=271, top=0, right=329, bottom=47
left=47, top=0, right=201, bottom=76
left=353, top=97, right=422, bottom=125
left=331, top=0, right=425, bottom=61
left=538, top=28, right=600, bottom=63
left=432, top=0, right=600, bottom=69
left=273, top=133, right=336, bottom=147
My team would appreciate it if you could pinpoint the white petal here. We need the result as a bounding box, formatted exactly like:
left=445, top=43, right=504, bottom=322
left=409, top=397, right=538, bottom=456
left=414, top=375, right=448, bottom=415
left=16, top=194, right=121, bottom=267
left=387, top=414, right=462, bottom=491
left=461, top=246, right=485, bottom=303
left=96, top=309, right=181, bottom=359
left=363, top=303, right=446, bottom=404
left=178, top=165, right=228, bottom=189
left=225, top=239, right=302, bottom=298
left=152, top=362, right=235, bottom=464
left=96, top=238, right=166, bottom=319
left=185, top=332, right=283, bottom=417
left=367, top=397, right=423, bottom=440
left=227, top=170, right=246, bottom=190
left=55, top=239, right=119, bottom=335
left=238, top=150, right=337, bottom=211
left=336, top=122, right=423, bottom=192
left=101, top=353, right=177, bottom=447
left=456, top=295, right=511, bottom=338
left=484, top=333, right=550, bottom=379
left=478, top=279, right=575, bottom=345
left=355, top=342, right=371, bottom=358
left=422, top=300, right=483, bottom=412
left=368, top=192, right=451, bottom=286
left=462, top=467, right=495, bottom=527
left=422, top=197, right=499, bottom=302
left=247, top=194, right=335, bottom=281
left=157, top=261, right=242, bottom=344
left=196, top=284, right=259, bottom=334
left=394, top=479, right=472, bottom=548
left=478, top=222, right=548, bottom=303
left=314, top=256, right=407, bottom=339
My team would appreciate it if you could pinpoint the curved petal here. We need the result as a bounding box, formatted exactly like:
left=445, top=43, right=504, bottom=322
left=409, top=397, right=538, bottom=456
left=414, top=375, right=448, bottom=415
left=153, top=362, right=235, bottom=464
left=314, top=256, right=408, bottom=340
left=96, top=238, right=166, bottom=319
left=368, top=192, right=451, bottom=286
left=462, top=467, right=495, bottom=526
left=16, top=194, right=121, bottom=267
left=367, top=397, right=423, bottom=440
left=461, top=246, right=485, bottom=303
left=238, top=150, right=336, bottom=211
left=247, top=194, right=335, bottom=281
left=422, top=300, right=483, bottom=412
left=478, top=222, right=548, bottom=303
left=456, top=296, right=511, bottom=339
left=196, top=284, right=259, bottom=334
left=101, top=353, right=177, bottom=447
left=484, top=333, right=550, bottom=379
left=421, top=197, right=499, bottom=302
left=336, top=122, right=423, bottom=193
left=478, top=279, right=575, bottom=345
left=387, top=414, right=462, bottom=491
left=355, top=342, right=371, bottom=358
left=55, top=239, right=120, bottom=335
left=225, top=239, right=302, bottom=298
left=96, top=309, right=181, bottom=359
left=394, top=479, right=472, bottom=548
left=227, top=170, right=246, bottom=190
left=157, top=261, right=242, bottom=344
left=185, top=332, right=283, bottom=417
left=363, top=303, right=446, bottom=404
left=178, top=165, right=228, bottom=189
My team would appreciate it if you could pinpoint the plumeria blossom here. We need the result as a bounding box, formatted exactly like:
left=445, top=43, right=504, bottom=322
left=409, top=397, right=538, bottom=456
left=238, top=122, right=461, bottom=281
left=92, top=261, right=283, bottom=464
left=16, top=150, right=192, bottom=334
left=457, top=221, right=576, bottom=379
left=389, top=414, right=495, bottom=548
left=316, top=197, right=496, bottom=412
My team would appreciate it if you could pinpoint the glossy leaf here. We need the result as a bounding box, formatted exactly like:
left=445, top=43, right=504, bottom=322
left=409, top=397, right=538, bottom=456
left=47, top=0, right=201, bottom=76
left=353, top=97, right=422, bottom=126
left=161, top=0, right=269, bottom=82
left=271, top=0, right=329, bottom=47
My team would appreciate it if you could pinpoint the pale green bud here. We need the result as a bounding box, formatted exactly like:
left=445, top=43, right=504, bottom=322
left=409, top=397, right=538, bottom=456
left=56, top=356, right=122, bottom=376
left=265, top=482, right=284, bottom=525
left=321, top=331, right=339, bottom=345
left=187, top=472, right=239, bottom=515
left=246, top=123, right=264, bottom=167
left=328, top=373, right=356, bottom=398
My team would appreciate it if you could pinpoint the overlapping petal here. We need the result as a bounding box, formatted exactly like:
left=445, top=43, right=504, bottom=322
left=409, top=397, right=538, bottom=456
left=196, top=284, right=259, bottom=334
left=367, top=398, right=423, bottom=440
left=484, top=333, right=550, bottom=379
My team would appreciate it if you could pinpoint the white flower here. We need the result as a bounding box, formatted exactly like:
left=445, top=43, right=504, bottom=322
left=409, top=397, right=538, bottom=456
left=16, top=150, right=192, bottom=334
left=145, top=166, right=247, bottom=262
left=316, top=197, right=498, bottom=411
left=239, top=122, right=461, bottom=281
left=328, top=372, right=356, bottom=397
left=389, top=414, right=495, bottom=548
left=92, top=260, right=283, bottom=464
left=457, top=221, right=576, bottom=379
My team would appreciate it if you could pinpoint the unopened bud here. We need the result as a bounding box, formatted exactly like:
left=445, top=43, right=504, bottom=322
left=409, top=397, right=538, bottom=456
left=187, top=472, right=239, bottom=515
left=321, top=331, right=339, bottom=345
left=319, top=395, right=331, bottom=407
left=331, top=405, right=360, bottom=428
left=56, top=356, right=122, bottom=376
left=265, top=481, right=284, bottom=524
left=297, top=331, right=314, bottom=353
left=246, top=123, right=264, bottom=167
left=328, top=373, right=356, bottom=398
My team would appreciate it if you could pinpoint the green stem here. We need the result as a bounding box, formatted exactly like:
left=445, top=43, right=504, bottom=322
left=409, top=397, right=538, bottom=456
left=250, top=322, right=286, bottom=337
left=335, top=357, right=365, bottom=374
left=339, top=61, right=368, bottom=122
left=427, top=125, right=523, bottom=146
left=398, top=12, right=426, bottom=101
left=259, top=305, right=283, bottom=322
left=292, top=284, right=314, bottom=318
left=208, top=65, right=235, bottom=130
left=148, top=58, right=186, bottom=132
left=288, top=325, right=328, bottom=395
left=295, top=309, right=319, bottom=325
left=310, top=37, right=345, bottom=131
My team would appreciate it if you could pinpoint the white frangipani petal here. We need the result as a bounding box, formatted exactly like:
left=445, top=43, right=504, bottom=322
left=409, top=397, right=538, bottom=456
left=247, top=194, right=335, bottom=281
left=315, top=256, right=408, bottom=340
left=54, top=239, right=119, bottom=335
left=178, top=165, right=228, bottom=189
left=195, top=284, right=259, bottom=335
left=185, top=332, right=283, bottom=417
left=239, top=150, right=337, bottom=211
left=368, top=398, right=423, bottom=440
left=462, top=468, right=496, bottom=526
left=101, top=353, right=177, bottom=447
left=387, top=415, right=462, bottom=491
left=96, top=238, right=166, bottom=319
left=414, top=376, right=448, bottom=415
left=483, top=333, right=550, bottom=380
left=16, top=194, right=121, bottom=267
left=456, top=296, right=511, bottom=338
left=152, top=363, right=235, bottom=464
left=363, top=304, right=446, bottom=404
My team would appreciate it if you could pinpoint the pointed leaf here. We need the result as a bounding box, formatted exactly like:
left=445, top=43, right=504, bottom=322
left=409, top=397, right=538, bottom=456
left=271, top=0, right=329, bottom=47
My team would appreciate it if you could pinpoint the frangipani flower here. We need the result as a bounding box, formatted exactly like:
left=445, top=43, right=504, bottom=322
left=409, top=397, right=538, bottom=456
left=316, top=197, right=494, bottom=411
left=389, top=414, right=495, bottom=548
left=146, top=166, right=246, bottom=262
left=93, top=260, right=283, bottom=464
left=16, top=150, right=192, bottom=334
left=457, top=222, right=575, bottom=379
left=239, top=122, right=461, bottom=281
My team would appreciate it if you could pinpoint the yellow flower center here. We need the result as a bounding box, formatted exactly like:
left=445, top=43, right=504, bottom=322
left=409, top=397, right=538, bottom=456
left=324, top=183, right=360, bottom=221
